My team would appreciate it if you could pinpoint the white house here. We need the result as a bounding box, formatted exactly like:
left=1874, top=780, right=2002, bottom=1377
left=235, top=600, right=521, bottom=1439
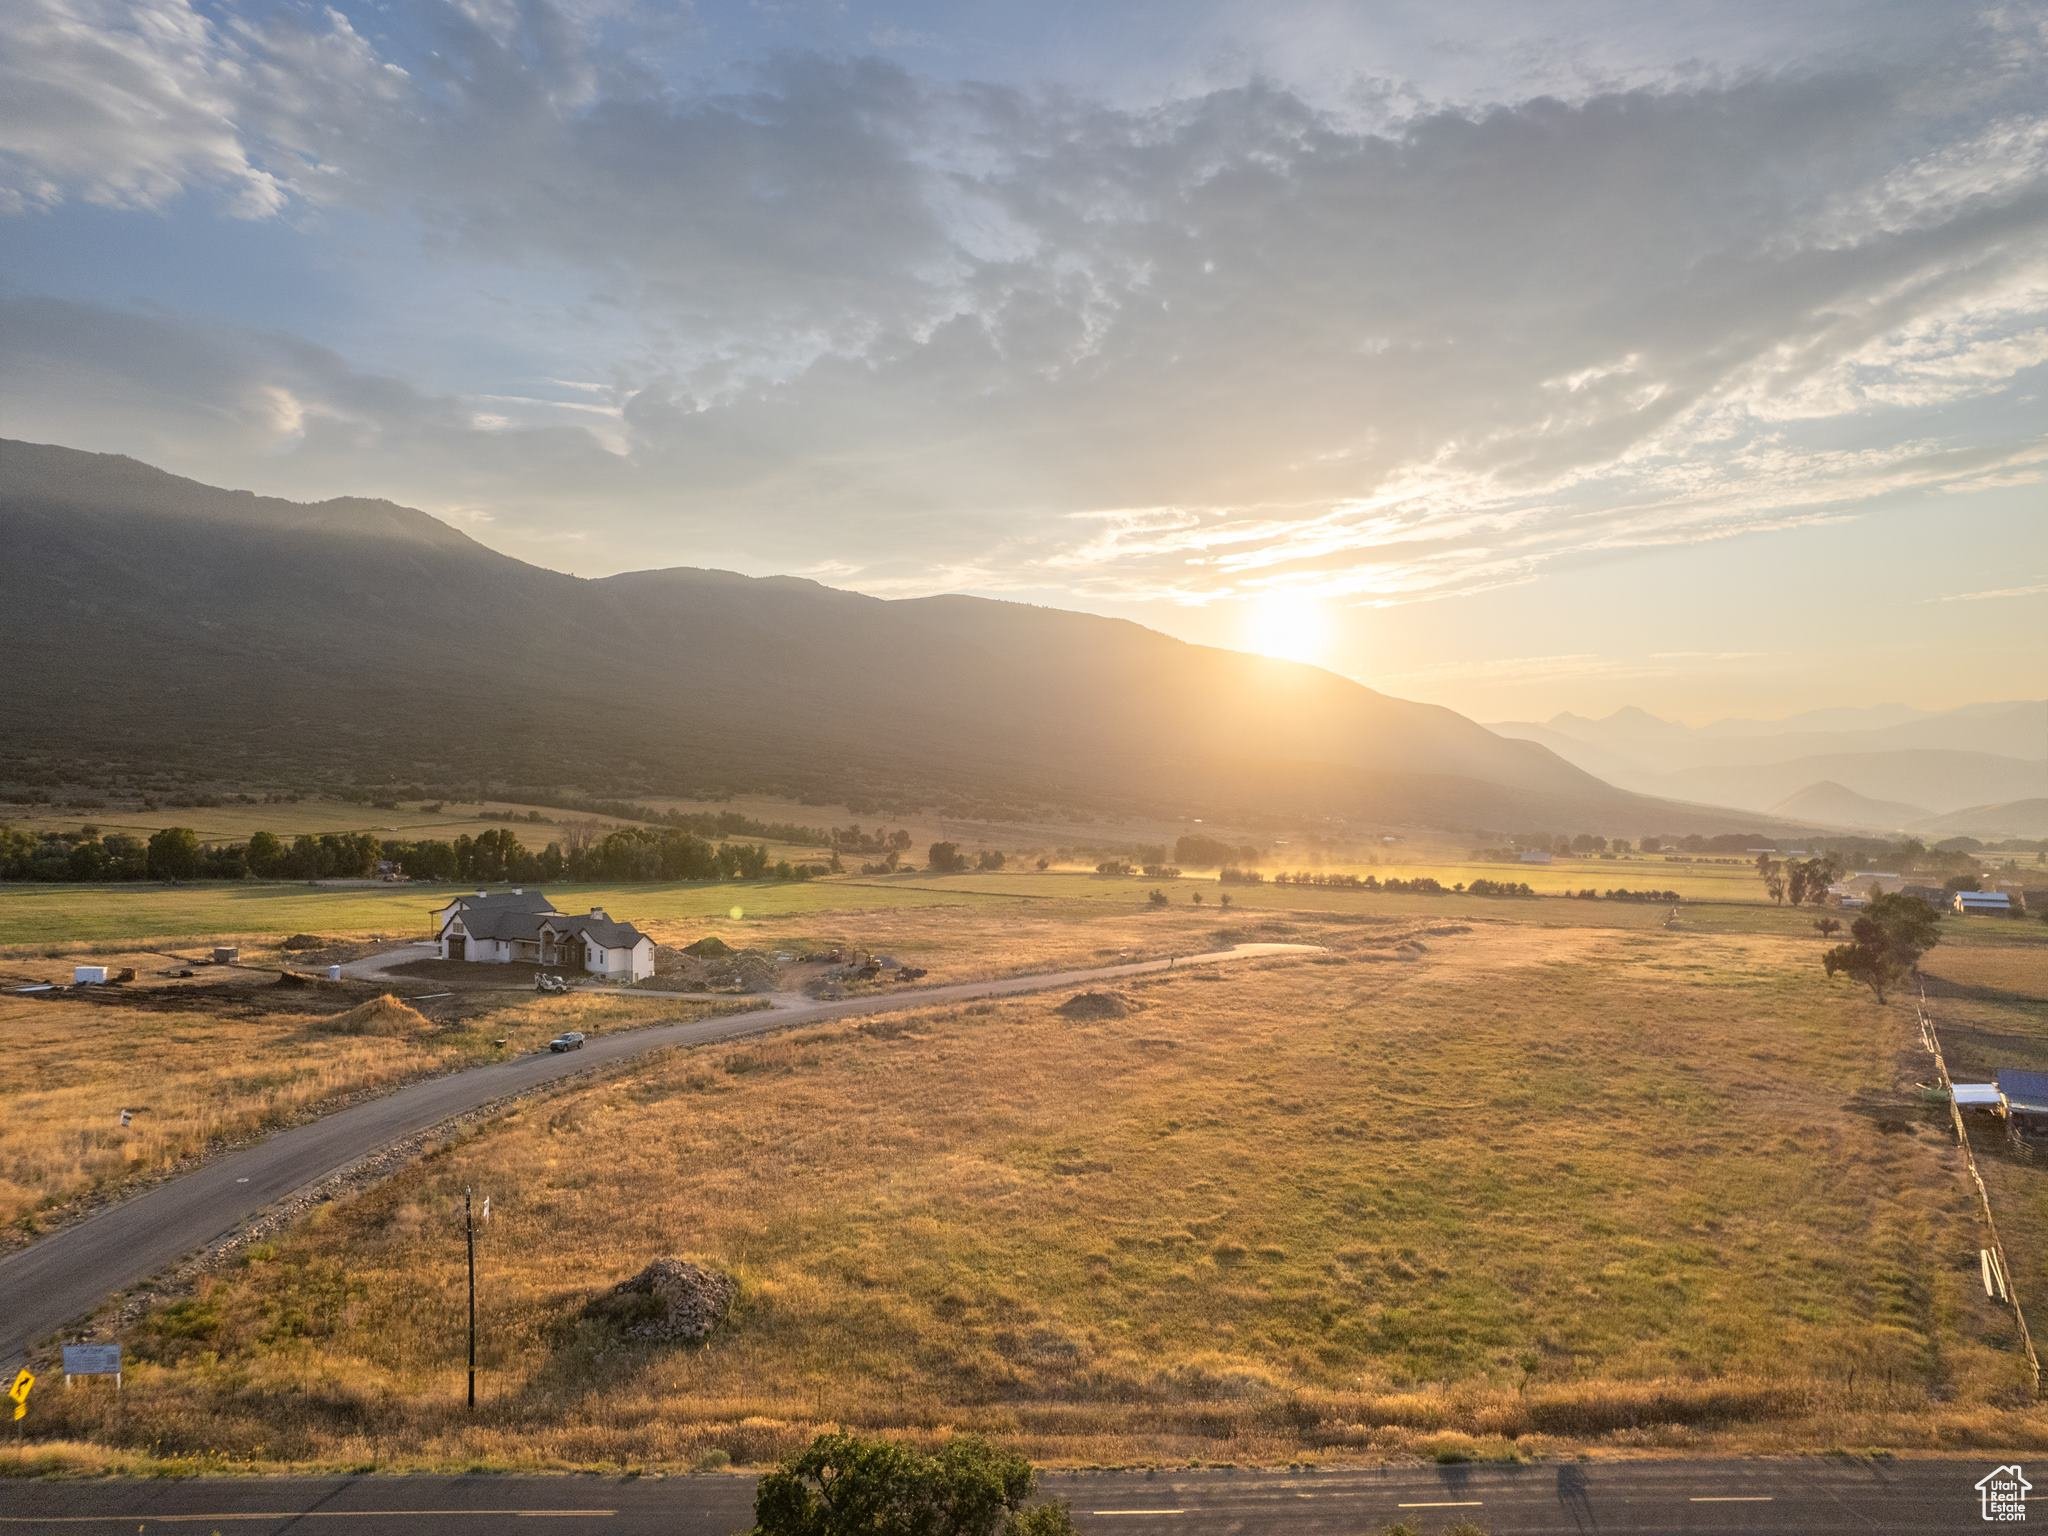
left=434, top=889, right=655, bottom=981
left=1519, top=849, right=1554, bottom=865
left=1954, top=890, right=2014, bottom=916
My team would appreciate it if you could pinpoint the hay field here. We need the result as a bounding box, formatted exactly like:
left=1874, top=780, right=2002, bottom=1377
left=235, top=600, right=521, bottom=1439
left=0, top=980, right=734, bottom=1240
left=33, top=916, right=2041, bottom=1471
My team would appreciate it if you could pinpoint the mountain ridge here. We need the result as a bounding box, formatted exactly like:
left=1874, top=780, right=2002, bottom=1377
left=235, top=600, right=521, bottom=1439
left=1, top=439, right=1803, bottom=836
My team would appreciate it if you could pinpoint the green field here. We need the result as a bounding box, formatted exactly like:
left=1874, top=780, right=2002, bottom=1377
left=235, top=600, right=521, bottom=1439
left=1, top=860, right=1964, bottom=953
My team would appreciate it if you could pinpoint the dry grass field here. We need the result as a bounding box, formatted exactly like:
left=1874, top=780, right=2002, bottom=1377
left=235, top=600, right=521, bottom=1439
left=0, top=976, right=737, bottom=1241
left=25, top=913, right=2047, bottom=1473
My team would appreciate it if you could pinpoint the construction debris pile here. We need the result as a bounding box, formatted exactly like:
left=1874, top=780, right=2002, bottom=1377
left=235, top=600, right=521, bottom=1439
left=652, top=940, right=782, bottom=993
left=580, top=1258, right=737, bottom=1346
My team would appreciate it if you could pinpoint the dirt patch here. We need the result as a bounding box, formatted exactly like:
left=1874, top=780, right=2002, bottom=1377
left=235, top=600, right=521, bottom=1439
left=310, top=994, right=434, bottom=1037
left=681, top=936, right=734, bottom=958
left=580, top=1258, right=737, bottom=1346
left=1056, top=990, right=1135, bottom=1021
left=280, top=934, right=328, bottom=952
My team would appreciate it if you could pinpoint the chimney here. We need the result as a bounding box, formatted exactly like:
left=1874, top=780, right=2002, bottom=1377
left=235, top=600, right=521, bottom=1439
left=589, top=907, right=607, bottom=920
left=513, top=887, right=523, bottom=895
left=475, top=888, right=487, bottom=898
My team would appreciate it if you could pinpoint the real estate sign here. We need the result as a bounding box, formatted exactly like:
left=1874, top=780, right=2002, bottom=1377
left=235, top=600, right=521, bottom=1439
left=61, top=1344, right=121, bottom=1378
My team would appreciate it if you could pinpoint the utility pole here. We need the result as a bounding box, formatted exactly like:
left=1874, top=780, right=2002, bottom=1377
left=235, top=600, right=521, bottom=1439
left=464, top=1186, right=477, bottom=1411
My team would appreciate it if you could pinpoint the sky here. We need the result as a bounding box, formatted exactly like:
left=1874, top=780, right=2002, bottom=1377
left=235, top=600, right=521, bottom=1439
left=2, top=0, right=2045, bottom=726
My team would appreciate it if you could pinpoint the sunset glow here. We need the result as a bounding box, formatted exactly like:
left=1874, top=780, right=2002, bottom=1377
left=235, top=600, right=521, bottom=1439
left=1242, top=591, right=1334, bottom=667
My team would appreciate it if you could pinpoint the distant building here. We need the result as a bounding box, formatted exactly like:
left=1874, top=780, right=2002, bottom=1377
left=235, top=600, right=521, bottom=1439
left=1519, top=850, right=1553, bottom=864
left=1899, top=884, right=1948, bottom=909
left=434, top=889, right=655, bottom=980
left=1953, top=890, right=2014, bottom=916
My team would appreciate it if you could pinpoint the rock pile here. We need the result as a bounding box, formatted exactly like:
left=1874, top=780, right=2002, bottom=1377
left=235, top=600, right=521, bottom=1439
left=581, top=1258, right=737, bottom=1345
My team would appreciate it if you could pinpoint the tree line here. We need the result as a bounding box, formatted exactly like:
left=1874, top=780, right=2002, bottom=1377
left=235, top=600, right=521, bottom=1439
left=0, top=822, right=824, bottom=885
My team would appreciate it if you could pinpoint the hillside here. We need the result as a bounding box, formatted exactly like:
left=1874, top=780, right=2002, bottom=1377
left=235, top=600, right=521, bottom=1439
left=1767, top=780, right=1931, bottom=832
left=1492, top=703, right=2046, bottom=815
left=0, top=439, right=1789, bottom=836
left=1913, top=799, right=2048, bottom=841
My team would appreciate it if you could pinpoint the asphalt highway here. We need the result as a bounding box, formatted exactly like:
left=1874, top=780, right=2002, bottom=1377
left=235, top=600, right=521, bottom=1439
left=0, top=1458, right=2027, bottom=1532
left=0, top=943, right=1317, bottom=1365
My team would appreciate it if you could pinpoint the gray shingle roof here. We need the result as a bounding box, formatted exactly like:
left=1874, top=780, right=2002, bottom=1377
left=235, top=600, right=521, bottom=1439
left=445, top=889, right=556, bottom=914
left=443, top=905, right=646, bottom=950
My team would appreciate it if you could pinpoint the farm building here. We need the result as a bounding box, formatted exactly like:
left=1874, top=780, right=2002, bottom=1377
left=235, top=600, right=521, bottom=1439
left=434, top=889, right=655, bottom=981
left=1519, top=850, right=1554, bottom=864
left=1953, top=890, right=2014, bottom=916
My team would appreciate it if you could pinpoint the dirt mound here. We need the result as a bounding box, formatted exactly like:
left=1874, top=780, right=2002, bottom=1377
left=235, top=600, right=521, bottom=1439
left=682, top=936, right=734, bottom=957
left=280, top=934, right=327, bottom=951
left=581, top=1258, right=737, bottom=1345
left=1056, top=990, right=1133, bottom=1020
left=311, top=994, right=434, bottom=1036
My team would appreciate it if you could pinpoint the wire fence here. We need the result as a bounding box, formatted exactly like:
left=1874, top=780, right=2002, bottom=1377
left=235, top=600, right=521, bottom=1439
left=1918, top=976, right=2043, bottom=1393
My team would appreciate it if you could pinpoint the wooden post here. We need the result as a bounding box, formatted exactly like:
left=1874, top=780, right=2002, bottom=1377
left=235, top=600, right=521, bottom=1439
left=465, top=1187, right=477, bottom=1411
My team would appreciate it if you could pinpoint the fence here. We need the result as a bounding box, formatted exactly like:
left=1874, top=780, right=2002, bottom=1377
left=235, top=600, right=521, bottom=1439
left=1918, top=977, right=2042, bottom=1392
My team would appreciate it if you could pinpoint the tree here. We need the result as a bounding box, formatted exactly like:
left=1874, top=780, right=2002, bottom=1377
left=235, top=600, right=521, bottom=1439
left=245, top=829, right=286, bottom=878
left=146, top=826, right=204, bottom=882
left=928, top=841, right=968, bottom=873
left=751, top=1432, right=1077, bottom=1536
left=1755, top=854, right=1784, bottom=904
left=1814, top=916, right=1842, bottom=940
left=1822, top=892, right=1943, bottom=1003
left=977, top=849, right=1006, bottom=871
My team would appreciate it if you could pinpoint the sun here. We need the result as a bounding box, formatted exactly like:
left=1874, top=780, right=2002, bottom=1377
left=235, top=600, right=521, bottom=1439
left=1242, top=590, right=1333, bottom=666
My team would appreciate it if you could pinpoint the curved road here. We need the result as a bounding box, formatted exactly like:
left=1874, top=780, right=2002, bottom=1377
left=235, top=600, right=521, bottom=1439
left=0, top=943, right=1316, bottom=1365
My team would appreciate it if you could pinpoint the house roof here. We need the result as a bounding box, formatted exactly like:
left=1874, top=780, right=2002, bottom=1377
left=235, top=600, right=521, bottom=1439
left=448, top=907, right=554, bottom=942
left=1997, top=1069, right=2048, bottom=1112
left=1956, top=890, right=2011, bottom=904
left=443, top=906, right=647, bottom=949
left=562, top=914, right=648, bottom=949
left=439, top=888, right=556, bottom=914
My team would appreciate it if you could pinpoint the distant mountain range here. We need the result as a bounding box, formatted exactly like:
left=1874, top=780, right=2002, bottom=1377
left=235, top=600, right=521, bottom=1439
left=0, top=439, right=1799, bottom=838
left=1491, top=701, right=2047, bottom=837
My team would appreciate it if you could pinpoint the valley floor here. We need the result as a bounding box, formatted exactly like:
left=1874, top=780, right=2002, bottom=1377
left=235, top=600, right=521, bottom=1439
left=11, top=887, right=2046, bottom=1471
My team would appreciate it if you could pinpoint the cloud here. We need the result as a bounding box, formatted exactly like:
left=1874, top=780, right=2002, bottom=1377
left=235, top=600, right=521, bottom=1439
left=0, top=0, right=285, bottom=215
left=1927, top=578, right=2048, bottom=602
left=3, top=0, right=2047, bottom=605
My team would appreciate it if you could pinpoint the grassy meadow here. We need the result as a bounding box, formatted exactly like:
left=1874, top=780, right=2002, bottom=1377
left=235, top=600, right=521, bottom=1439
left=0, top=977, right=741, bottom=1241
left=23, top=912, right=2048, bottom=1471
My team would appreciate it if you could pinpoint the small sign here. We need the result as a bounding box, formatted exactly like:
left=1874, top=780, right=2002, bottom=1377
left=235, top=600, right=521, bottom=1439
left=7, top=1368, right=31, bottom=1420
left=479, top=1195, right=491, bottom=1224
left=118, top=1109, right=133, bottom=1128
left=62, top=1344, right=121, bottom=1377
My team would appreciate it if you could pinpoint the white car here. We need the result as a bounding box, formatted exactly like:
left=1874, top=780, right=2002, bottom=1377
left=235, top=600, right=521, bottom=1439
left=547, top=1031, right=586, bottom=1053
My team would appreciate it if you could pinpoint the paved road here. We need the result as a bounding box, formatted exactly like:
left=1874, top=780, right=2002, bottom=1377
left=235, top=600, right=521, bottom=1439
left=0, top=943, right=1316, bottom=1366
left=0, top=1459, right=2025, bottom=1532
